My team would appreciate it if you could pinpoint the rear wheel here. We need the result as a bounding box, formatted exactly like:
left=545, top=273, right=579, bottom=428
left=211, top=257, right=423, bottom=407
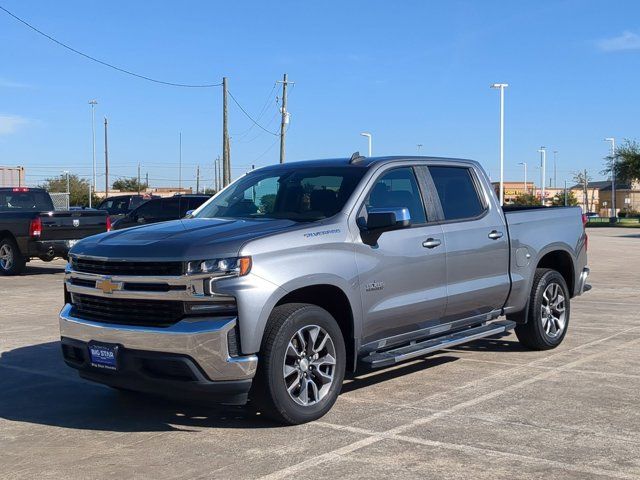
left=516, top=268, right=570, bottom=350
left=0, top=237, right=26, bottom=276
left=252, top=303, right=346, bottom=425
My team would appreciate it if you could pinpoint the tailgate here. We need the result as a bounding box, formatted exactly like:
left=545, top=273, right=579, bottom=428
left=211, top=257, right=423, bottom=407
left=40, top=211, right=108, bottom=241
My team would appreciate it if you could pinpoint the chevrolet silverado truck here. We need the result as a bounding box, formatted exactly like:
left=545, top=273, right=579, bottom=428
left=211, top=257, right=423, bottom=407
left=0, top=187, right=110, bottom=275
left=59, top=156, right=590, bottom=424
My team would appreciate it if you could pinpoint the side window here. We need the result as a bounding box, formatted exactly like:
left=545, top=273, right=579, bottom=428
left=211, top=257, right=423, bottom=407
left=135, top=200, right=163, bottom=219
left=363, top=167, right=427, bottom=224
left=161, top=198, right=181, bottom=218
left=428, top=166, right=485, bottom=221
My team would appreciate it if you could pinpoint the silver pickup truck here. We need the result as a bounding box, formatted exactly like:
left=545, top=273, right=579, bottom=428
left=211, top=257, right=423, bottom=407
left=59, top=156, right=590, bottom=424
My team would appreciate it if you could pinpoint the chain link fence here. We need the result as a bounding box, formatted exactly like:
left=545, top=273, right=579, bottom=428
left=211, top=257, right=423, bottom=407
left=49, top=192, right=70, bottom=210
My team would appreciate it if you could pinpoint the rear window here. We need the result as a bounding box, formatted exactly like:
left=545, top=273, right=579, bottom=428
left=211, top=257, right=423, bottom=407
left=0, top=190, right=54, bottom=212
left=428, top=166, right=485, bottom=221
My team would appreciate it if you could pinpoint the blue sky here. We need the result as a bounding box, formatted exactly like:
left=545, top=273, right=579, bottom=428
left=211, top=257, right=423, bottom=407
left=0, top=0, right=639, bottom=189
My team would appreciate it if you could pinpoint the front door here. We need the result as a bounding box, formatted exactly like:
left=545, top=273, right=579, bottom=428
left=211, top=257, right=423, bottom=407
left=354, top=166, right=447, bottom=346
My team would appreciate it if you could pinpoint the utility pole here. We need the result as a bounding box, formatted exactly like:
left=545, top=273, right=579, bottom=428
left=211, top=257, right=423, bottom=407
left=146, top=172, right=149, bottom=190
left=553, top=150, right=558, bottom=188
left=196, top=165, right=200, bottom=194
left=214, top=155, right=220, bottom=192
left=137, top=163, right=141, bottom=195
left=564, top=180, right=568, bottom=206
left=89, top=100, right=98, bottom=193
left=277, top=73, right=293, bottom=164
left=178, top=132, right=182, bottom=191
left=104, top=117, right=109, bottom=198
left=222, top=77, right=231, bottom=186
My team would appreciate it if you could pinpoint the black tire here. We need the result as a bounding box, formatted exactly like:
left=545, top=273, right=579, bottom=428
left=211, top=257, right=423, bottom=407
left=516, top=268, right=570, bottom=350
left=252, top=303, right=346, bottom=425
left=0, top=237, right=26, bottom=276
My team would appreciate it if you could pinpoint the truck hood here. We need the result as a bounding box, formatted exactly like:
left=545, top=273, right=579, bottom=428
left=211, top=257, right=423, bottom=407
left=71, top=217, right=299, bottom=261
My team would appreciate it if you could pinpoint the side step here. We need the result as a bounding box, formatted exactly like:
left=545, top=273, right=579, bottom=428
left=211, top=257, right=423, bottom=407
left=360, top=320, right=516, bottom=369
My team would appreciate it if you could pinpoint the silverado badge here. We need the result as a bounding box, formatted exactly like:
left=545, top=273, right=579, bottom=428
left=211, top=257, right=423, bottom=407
left=96, top=277, right=122, bottom=294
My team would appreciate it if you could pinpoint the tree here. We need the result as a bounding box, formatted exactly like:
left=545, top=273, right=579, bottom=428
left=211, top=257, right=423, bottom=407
left=112, top=177, right=148, bottom=192
left=603, top=139, right=640, bottom=184
left=572, top=170, right=594, bottom=212
left=40, top=174, right=97, bottom=207
left=203, top=188, right=217, bottom=195
left=512, top=193, right=539, bottom=206
left=552, top=190, right=578, bottom=206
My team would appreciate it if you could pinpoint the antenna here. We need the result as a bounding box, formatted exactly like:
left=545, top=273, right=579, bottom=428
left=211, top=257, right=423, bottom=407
left=350, top=151, right=365, bottom=164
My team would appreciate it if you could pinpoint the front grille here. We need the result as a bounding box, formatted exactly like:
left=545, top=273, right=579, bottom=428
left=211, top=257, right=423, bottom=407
left=70, top=293, right=184, bottom=327
left=71, top=257, right=183, bottom=276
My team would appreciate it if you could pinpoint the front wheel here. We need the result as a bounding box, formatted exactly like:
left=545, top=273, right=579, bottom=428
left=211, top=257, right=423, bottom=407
left=252, top=303, right=346, bottom=425
left=0, top=237, right=26, bottom=276
left=516, top=268, right=570, bottom=350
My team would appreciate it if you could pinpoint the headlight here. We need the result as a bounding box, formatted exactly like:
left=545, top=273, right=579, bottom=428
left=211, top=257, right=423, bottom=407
left=186, top=256, right=252, bottom=277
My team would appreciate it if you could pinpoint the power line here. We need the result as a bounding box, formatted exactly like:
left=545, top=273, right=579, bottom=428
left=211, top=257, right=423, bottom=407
left=228, top=90, right=279, bottom=136
left=232, top=83, right=278, bottom=138
left=0, top=4, right=221, bottom=88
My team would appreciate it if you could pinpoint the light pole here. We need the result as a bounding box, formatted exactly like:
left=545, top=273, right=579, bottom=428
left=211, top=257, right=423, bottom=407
left=89, top=100, right=98, bottom=194
left=360, top=132, right=372, bottom=157
left=490, top=83, right=508, bottom=206
left=538, top=147, right=546, bottom=205
left=605, top=137, right=616, bottom=220
left=417, top=143, right=423, bottom=153
left=553, top=150, right=558, bottom=188
left=518, top=162, right=527, bottom=194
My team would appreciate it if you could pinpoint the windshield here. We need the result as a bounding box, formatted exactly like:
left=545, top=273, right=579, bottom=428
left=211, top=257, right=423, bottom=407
left=195, top=167, right=366, bottom=222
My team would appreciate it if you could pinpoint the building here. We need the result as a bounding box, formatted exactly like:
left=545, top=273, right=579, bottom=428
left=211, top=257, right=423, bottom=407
left=0, top=166, right=25, bottom=187
left=596, top=181, right=640, bottom=216
left=93, top=187, right=194, bottom=200
left=493, top=181, right=601, bottom=211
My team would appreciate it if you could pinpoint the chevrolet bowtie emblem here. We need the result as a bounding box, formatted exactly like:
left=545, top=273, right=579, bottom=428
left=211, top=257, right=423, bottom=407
left=96, top=278, right=122, bottom=294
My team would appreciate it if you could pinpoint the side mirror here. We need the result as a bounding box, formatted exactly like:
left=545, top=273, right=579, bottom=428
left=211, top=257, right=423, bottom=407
left=359, top=207, right=411, bottom=245
left=184, top=209, right=195, bottom=218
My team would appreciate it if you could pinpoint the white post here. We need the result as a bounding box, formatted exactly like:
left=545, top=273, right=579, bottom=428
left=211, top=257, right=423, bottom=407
left=490, top=83, right=508, bottom=206
left=518, top=162, right=527, bottom=194
left=605, top=137, right=616, bottom=219
left=538, top=147, right=546, bottom=205
left=89, top=182, right=92, bottom=208
left=89, top=100, right=98, bottom=193
left=360, top=132, right=372, bottom=157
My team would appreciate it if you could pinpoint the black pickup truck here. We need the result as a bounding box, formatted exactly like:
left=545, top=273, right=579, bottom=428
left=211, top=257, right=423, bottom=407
left=0, top=187, right=109, bottom=275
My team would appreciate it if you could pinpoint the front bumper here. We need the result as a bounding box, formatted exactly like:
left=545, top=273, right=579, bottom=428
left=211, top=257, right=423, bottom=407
left=59, top=304, right=258, bottom=400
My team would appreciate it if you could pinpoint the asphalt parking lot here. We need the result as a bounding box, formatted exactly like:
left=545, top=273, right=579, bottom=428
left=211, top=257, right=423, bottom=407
left=1, top=227, right=639, bottom=479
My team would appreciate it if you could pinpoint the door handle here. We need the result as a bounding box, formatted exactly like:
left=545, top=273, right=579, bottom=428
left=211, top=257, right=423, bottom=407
left=488, top=230, right=504, bottom=240
left=422, top=238, right=442, bottom=249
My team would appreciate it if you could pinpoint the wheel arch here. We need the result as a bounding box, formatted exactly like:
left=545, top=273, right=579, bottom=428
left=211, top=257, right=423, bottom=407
left=273, top=283, right=358, bottom=372
left=536, top=248, right=575, bottom=297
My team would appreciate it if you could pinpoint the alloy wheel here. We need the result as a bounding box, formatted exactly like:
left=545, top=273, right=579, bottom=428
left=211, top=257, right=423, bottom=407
left=0, top=244, right=13, bottom=271
left=540, top=282, right=566, bottom=338
left=282, top=325, right=336, bottom=406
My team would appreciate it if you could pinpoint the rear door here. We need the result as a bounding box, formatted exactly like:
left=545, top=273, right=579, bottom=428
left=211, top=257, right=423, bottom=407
left=355, top=165, right=447, bottom=346
left=428, top=164, right=510, bottom=321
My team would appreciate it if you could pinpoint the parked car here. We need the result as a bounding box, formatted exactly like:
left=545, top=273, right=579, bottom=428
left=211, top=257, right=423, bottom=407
left=0, top=187, right=109, bottom=275
left=585, top=212, right=599, bottom=218
left=109, top=194, right=210, bottom=230
left=96, top=194, right=158, bottom=222
left=60, top=156, right=589, bottom=424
